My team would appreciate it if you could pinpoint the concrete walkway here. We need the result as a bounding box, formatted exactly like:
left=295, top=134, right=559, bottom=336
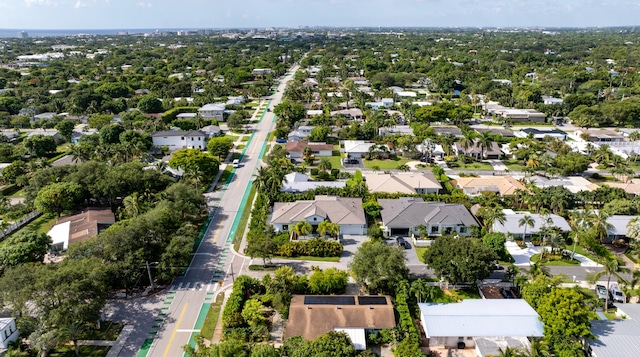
left=106, top=325, right=133, bottom=357
left=505, top=241, right=602, bottom=267
left=76, top=340, right=116, bottom=346
left=487, top=159, right=508, bottom=171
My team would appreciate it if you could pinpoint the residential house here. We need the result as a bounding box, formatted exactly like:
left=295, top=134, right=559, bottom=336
left=251, top=68, right=272, bottom=77
left=588, top=304, right=640, bottom=357
left=364, top=172, right=442, bottom=195
left=454, top=140, right=503, bottom=160
left=200, top=125, right=222, bottom=139
left=0, top=318, right=19, bottom=352
left=330, top=108, right=364, bottom=121
left=176, top=112, right=197, bottom=120
left=47, top=208, right=116, bottom=251
left=492, top=210, right=571, bottom=239
left=455, top=176, right=527, bottom=196
left=378, top=197, right=478, bottom=237
left=26, top=129, right=62, bottom=142
left=542, top=95, right=564, bottom=105
left=151, top=130, right=206, bottom=151
left=288, top=125, right=315, bottom=141
left=284, top=295, right=396, bottom=350
left=198, top=103, right=226, bottom=121
left=365, top=98, right=394, bottom=110
left=226, top=95, right=244, bottom=106
left=577, top=129, right=626, bottom=143
left=605, top=179, right=640, bottom=196
left=285, top=141, right=333, bottom=159
left=281, top=172, right=346, bottom=193
left=474, top=128, right=515, bottom=138
left=70, top=128, right=98, bottom=144
left=31, top=112, right=57, bottom=123
left=528, top=175, right=599, bottom=194
left=306, top=110, right=323, bottom=118
left=518, top=128, right=568, bottom=141
left=270, top=196, right=367, bottom=235
left=432, top=126, right=463, bottom=138
left=0, top=130, right=19, bottom=140
left=484, top=102, right=546, bottom=122
left=418, top=299, right=544, bottom=356
left=378, top=125, right=413, bottom=137
left=604, top=215, right=636, bottom=243
left=342, top=140, right=391, bottom=159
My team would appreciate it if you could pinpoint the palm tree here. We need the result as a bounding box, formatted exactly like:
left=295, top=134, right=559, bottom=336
left=594, top=256, right=630, bottom=312
left=523, top=339, right=550, bottom=357
left=410, top=279, right=432, bottom=303
left=477, top=131, right=495, bottom=160
left=396, top=164, right=410, bottom=172
left=294, top=221, right=313, bottom=237
left=60, top=321, right=88, bottom=357
left=497, top=347, right=523, bottom=357
left=518, top=215, right=535, bottom=241
left=589, top=210, right=613, bottom=244
left=458, top=132, right=475, bottom=154
left=478, top=206, right=506, bottom=232
left=317, top=158, right=332, bottom=171
left=527, top=261, right=551, bottom=280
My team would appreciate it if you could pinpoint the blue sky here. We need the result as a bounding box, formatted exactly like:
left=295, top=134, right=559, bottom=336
left=0, top=0, right=638, bottom=29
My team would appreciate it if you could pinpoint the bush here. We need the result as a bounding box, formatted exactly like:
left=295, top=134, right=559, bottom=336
left=221, top=276, right=263, bottom=330
left=393, top=287, right=425, bottom=357
left=310, top=168, right=319, bottom=176
left=277, top=238, right=343, bottom=257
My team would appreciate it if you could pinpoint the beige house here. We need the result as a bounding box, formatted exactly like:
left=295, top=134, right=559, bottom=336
left=270, top=196, right=366, bottom=235
left=364, top=172, right=441, bottom=194
left=455, top=176, right=526, bottom=196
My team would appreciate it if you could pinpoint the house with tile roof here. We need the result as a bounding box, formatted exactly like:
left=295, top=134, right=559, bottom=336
left=455, top=176, right=527, bottom=196
left=363, top=172, right=442, bottom=194
left=285, top=141, right=333, bottom=159
left=270, top=196, right=366, bottom=235
left=47, top=208, right=116, bottom=251
left=379, top=197, right=478, bottom=237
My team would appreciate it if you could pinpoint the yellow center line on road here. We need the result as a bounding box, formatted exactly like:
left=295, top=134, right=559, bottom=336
left=162, top=303, right=188, bottom=357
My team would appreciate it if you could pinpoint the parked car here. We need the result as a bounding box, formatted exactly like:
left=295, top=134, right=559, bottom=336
left=595, top=285, right=613, bottom=301
left=610, top=285, right=626, bottom=303
left=395, top=237, right=410, bottom=249
left=232, top=159, right=240, bottom=168
left=500, top=288, right=515, bottom=299
left=275, top=138, right=287, bottom=143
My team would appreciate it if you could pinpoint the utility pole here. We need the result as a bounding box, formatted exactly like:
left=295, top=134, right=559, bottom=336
left=146, top=260, right=156, bottom=290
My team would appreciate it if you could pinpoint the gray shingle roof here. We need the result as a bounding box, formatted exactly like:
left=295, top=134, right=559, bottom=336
left=271, top=196, right=365, bottom=225
left=378, top=197, right=478, bottom=228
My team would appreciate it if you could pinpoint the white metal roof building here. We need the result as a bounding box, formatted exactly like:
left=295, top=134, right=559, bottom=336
left=418, top=299, right=544, bottom=351
left=589, top=305, right=640, bottom=357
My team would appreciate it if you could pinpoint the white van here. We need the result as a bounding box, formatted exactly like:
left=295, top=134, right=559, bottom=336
left=610, top=284, right=626, bottom=303
left=232, top=159, right=240, bottom=168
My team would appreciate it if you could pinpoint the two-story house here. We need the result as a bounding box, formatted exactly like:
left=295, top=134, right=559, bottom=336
left=198, top=103, right=226, bottom=121
left=151, top=130, right=206, bottom=152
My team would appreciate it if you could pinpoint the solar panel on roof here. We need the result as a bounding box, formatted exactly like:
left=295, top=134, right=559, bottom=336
left=304, top=296, right=355, bottom=305
left=358, top=296, right=388, bottom=305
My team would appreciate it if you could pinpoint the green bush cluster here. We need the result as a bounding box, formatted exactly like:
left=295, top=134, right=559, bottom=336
left=277, top=238, right=343, bottom=257
left=161, top=106, right=199, bottom=123
left=221, top=276, right=263, bottom=330
left=393, top=287, right=425, bottom=357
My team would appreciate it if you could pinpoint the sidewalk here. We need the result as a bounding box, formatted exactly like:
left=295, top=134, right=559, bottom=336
left=106, top=325, right=133, bottom=357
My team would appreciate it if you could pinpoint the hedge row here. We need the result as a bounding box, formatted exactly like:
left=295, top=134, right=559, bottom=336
left=221, top=275, right=262, bottom=330
left=277, top=238, right=343, bottom=258
left=393, top=289, right=425, bottom=357
left=161, top=106, right=200, bottom=123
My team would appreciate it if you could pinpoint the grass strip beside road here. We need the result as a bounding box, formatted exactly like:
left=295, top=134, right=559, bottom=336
left=233, top=183, right=257, bottom=252
left=275, top=255, right=341, bottom=262
left=199, top=293, right=225, bottom=340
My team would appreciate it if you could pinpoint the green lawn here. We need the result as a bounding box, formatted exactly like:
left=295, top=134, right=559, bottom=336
left=530, top=253, right=580, bottom=266
left=453, top=161, right=495, bottom=170
left=233, top=184, right=257, bottom=251
left=10, top=213, right=57, bottom=237
left=570, top=245, right=601, bottom=264
left=363, top=157, right=411, bottom=170
left=236, top=144, right=246, bottom=150
left=200, top=292, right=224, bottom=340
left=324, top=156, right=344, bottom=169
left=415, top=247, right=428, bottom=263
left=50, top=345, right=110, bottom=357
left=502, top=159, right=527, bottom=172
left=9, top=188, right=25, bottom=199
left=240, top=136, right=250, bottom=142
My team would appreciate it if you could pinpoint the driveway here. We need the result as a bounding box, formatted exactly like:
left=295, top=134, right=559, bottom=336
left=505, top=241, right=602, bottom=267
left=487, top=159, right=507, bottom=172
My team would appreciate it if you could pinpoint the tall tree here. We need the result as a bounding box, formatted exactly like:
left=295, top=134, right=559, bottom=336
left=34, top=182, right=85, bottom=217
left=349, top=240, right=408, bottom=293
left=518, top=215, right=535, bottom=240
left=423, top=236, right=497, bottom=284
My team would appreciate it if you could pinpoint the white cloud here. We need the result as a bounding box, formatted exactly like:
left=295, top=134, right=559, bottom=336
left=137, top=2, right=152, bottom=7
left=74, top=0, right=88, bottom=8
left=24, top=0, right=56, bottom=6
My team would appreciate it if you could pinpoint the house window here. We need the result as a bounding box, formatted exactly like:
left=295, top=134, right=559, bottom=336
left=181, top=137, right=184, bottom=140
left=431, top=226, right=439, bottom=233
left=191, top=137, right=194, bottom=141
left=282, top=224, right=288, bottom=231
left=467, top=337, right=473, bottom=341
left=313, top=217, right=317, bottom=221
left=459, top=227, right=467, bottom=233
left=458, top=337, right=464, bottom=341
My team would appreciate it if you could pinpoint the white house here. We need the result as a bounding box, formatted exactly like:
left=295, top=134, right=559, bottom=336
left=281, top=172, right=346, bottom=193
left=270, top=196, right=367, bottom=235
left=493, top=210, right=571, bottom=239
left=342, top=140, right=391, bottom=159
left=0, top=318, right=19, bottom=351
left=419, top=299, right=544, bottom=356
left=288, top=125, right=315, bottom=141
left=151, top=130, right=207, bottom=151
left=198, top=103, right=226, bottom=121
left=226, top=95, right=244, bottom=106
left=517, top=128, right=568, bottom=141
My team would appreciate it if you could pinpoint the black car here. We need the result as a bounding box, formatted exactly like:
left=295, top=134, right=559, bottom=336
left=395, top=237, right=410, bottom=249
left=500, top=288, right=515, bottom=299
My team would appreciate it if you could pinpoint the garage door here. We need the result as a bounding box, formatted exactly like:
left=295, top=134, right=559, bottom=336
left=390, top=228, right=410, bottom=236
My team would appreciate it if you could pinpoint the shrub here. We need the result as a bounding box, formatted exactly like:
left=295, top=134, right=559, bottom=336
left=277, top=238, right=343, bottom=258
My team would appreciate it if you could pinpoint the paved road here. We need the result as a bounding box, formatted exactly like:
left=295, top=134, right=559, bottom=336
left=104, top=66, right=300, bottom=357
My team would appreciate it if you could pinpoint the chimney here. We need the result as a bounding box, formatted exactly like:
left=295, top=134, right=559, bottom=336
left=306, top=305, right=310, bottom=310
left=336, top=305, right=341, bottom=310
left=368, top=305, right=373, bottom=310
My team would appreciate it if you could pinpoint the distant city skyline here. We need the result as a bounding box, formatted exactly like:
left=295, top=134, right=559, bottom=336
left=0, top=0, right=638, bottom=30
